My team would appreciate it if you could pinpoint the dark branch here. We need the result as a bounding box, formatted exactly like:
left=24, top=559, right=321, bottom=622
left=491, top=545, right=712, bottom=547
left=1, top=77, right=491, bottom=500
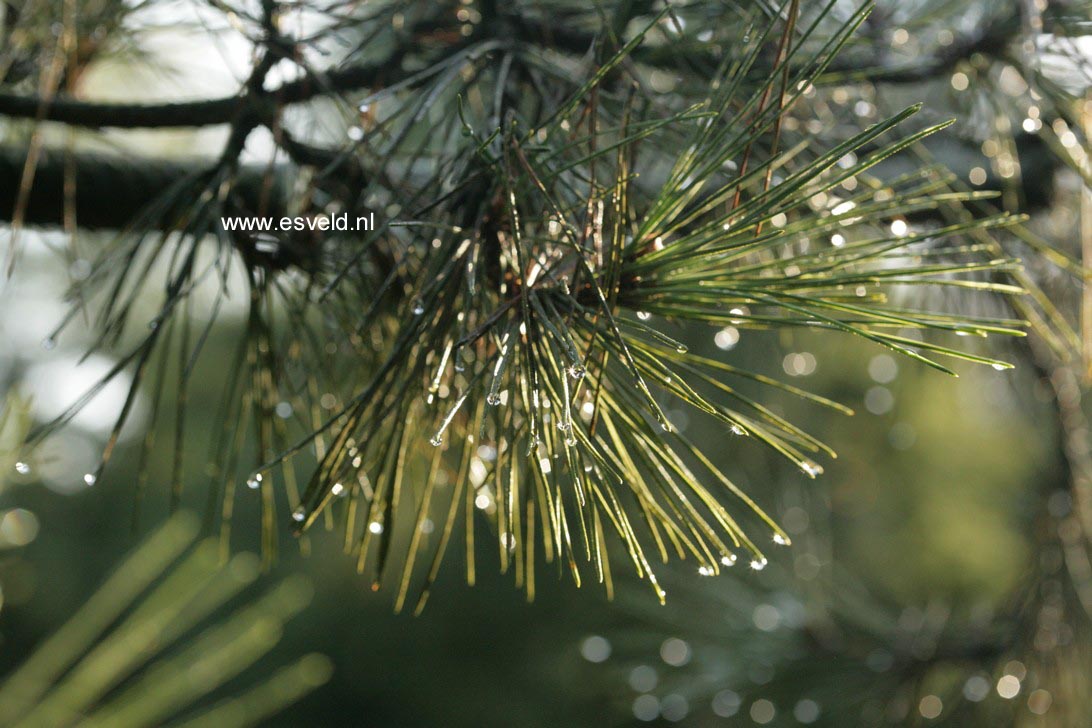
left=0, top=35, right=411, bottom=129
left=0, top=146, right=276, bottom=229
left=0, top=93, right=242, bottom=129
left=0, top=11, right=1018, bottom=132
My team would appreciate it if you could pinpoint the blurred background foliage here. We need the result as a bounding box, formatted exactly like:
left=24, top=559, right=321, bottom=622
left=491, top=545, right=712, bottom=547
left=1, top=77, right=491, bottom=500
left=1, top=0, right=1091, bottom=726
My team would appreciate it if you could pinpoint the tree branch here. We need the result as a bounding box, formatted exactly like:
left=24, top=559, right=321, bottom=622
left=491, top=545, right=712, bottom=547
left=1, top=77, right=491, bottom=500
left=0, top=11, right=1017, bottom=132
left=0, top=146, right=277, bottom=229
left=0, top=127, right=1054, bottom=232
left=0, top=36, right=411, bottom=128
left=0, top=93, right=241, bottom=129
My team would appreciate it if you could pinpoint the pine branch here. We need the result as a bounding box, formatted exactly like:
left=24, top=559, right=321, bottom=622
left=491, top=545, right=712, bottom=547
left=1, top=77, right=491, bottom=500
left=0, top=513, right=330, bottom=727
left=0, top=5, right=1024, bottom=133
left=5, top=0, right=1038, bottom=607
left=0, top=146, right=282, bottom=229
left=0, top=92, right=241, bottom=128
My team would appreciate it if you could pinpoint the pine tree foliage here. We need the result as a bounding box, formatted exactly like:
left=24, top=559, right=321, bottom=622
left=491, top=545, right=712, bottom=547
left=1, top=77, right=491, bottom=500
left=570, top=0, right=1092, bottom=725
left=3, top=0, right=1058, bottom=608
left=0, top=514, right=331, bottom=728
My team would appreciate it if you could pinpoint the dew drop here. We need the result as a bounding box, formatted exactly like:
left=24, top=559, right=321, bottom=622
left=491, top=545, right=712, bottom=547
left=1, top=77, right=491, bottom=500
left=565, top=434, right=577, bottom=446
left=430, top=435, right=443, bottom=447
left=637, top=311, right=652, bottom=321
left=567, top=365, right=586, bottom=380
left=721, top=554, right=737, bottom=566
left=331, top=483, right=345, bottom=496
left=83, top=473, right=97, bottom=486
left=291, top=507, right=306, bottom=522
left=41, top=337, right=56, bottom=351
left=14, top=461, right=30, bottom=475
left=730, top=424, right=745, bottom=436
left=368, top=521, right=384, bottom=534
left=800, top=462, right=822, bottom=477
left=749, top=557, right=768, bottom=571
left=246, top=475, right=261, bottom=490
left=676, top=345, right=688, bottom=353
left=698, top=566, right=714, bottom=576
left=347, top=126, right=365, bottom=141
left=991, top=363, right=1008, bottom=371
left=557, top=421, right=571, bottom=432
left=486, top=392, right=502, bottom=406
left=772, top=533, right=788, bottom=546
left=412, top=301, right=425, bottom=315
